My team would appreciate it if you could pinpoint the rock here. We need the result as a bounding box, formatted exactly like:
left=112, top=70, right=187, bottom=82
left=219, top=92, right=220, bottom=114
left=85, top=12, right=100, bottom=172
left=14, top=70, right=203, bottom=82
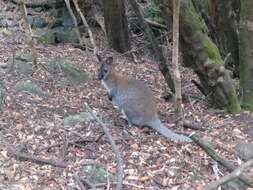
left=82, top=165, right=116, bottom=184
left=15, top=81, right=49, bottom=98
left=55, top=27, right=80, bottom=43
left=34, top=27, right=80, bottom=44
left=246, top=127, right=253, bottom=138
left=47, top=58, right=90, bottom=85
left=60, top=60, right=90, bottom=85
left=0, top=28, right=12, bottom=36
left=27, top=15, right=47, bottom=28
left=235, top=142, right=253, bottom=161
left=6, top=53, right=33, bottom=75
left=62, top=9, right=75, bottom=29
left=63, top=112, right=94, bottom=127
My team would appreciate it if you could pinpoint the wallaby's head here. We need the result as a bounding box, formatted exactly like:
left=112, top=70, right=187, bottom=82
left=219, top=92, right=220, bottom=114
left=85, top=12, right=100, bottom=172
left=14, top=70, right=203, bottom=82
left=97, top=55, right=114, bottom=81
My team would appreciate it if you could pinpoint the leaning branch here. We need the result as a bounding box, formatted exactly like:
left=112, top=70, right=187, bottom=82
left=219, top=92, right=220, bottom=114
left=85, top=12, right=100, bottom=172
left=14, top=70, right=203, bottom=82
left=205, top=159, right=253, bottom=190
left=85, top=103, right=123, bottom=190
left=128, top=0, right=175, bottom=93
left=190, top=134, right=253, bottom=188
left=64, top=0, right=83, bottom=45
left=19, top=0, right=37, bottom=67
left=72, top=0, right=97, bottom=55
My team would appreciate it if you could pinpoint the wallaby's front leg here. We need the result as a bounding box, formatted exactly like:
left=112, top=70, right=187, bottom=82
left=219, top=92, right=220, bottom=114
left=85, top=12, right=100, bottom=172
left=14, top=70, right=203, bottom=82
left=108, top=93, right=113, bottom=101
left=121, top=109, right=133, bottom=127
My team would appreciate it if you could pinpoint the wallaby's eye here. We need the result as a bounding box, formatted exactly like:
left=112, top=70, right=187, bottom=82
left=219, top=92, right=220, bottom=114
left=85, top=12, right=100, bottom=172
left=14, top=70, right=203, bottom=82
left=104, top=68, right=108, bottom=73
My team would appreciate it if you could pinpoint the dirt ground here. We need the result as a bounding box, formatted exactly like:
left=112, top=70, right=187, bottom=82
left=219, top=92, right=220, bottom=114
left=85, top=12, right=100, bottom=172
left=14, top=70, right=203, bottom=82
left=0, top=1, right=253, bottom=190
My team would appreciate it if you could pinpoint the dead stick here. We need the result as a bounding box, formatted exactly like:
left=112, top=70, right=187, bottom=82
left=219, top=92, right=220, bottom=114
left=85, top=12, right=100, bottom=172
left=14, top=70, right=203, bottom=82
left=72, top=0, right=97, bottom=55
left=128, top=0, right=175, bottom=93
left=205, top=159, right=253, bottom=190
left=74, top=174, right=86, bottom=190
left=190, top=134, right=253, bottom=187
left=85, top=103, right=123, bottom=190
left=64, top=0, right=83, bottom=45
left=8, top=149, right=67, bottom=168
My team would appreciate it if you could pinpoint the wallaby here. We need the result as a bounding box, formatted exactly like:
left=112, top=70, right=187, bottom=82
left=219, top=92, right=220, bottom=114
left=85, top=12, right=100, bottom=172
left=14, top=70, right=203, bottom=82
left=97, top=56, right=192, bottom=142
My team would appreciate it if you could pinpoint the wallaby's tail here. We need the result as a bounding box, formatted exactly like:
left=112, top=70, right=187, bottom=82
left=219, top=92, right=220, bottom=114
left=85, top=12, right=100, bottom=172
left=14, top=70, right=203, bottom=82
left=147, top=118, right=192, bottom=142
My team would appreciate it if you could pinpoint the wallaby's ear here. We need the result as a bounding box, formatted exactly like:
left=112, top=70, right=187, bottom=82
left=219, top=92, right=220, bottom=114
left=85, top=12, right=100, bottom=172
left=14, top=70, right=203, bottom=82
left=106, top=56, right=113, bottom=65
left=96, top=54, right=102, bottom=62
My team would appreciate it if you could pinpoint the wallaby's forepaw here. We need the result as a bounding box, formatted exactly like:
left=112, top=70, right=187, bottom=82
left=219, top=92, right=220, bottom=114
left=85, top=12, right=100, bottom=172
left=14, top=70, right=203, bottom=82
left=108, top=93, right=113, bottom=101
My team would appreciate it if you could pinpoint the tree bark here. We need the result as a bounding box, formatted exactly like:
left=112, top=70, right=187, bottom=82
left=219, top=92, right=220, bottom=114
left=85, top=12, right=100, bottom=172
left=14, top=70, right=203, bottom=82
left=156, top=0, right=241, bottom=113
left=172, top=0, right=183, bottom=117
left=207, top=0, right=240, bottom=76
left=239, top=0, right=253, bottom=111
left=102, top=0, right=131, bottom=53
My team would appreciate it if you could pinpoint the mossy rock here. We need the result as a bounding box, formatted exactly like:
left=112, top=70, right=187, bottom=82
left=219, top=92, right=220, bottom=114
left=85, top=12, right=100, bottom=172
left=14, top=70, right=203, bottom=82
left=27, top=15, right=47, bottom=28
left=82, top=165, right=116, bottom=184
left=33, top=28, right=56, bottom=43
left=47, top=58, right=90, bottom=85
left=235, top=142, right=253, bottom=161
left=34, top=27, right=80, bottom=44
left=15, top=81, right=49, bottom=98
left=0, top=28, right=12, bottom=36
left=63, top=112, right=94, bottom=127
left=7, top=53, right=33, bottom=75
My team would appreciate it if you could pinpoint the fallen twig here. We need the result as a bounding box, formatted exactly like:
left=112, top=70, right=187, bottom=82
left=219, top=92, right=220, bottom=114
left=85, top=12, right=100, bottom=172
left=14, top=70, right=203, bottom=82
left=7, top=148, right=67, bottom=168
left=74, top=174, right=86, bottom=190
left=182, top=119, right=204, bottom=131
left=38, top=133, right=104, bottom=152
left=205, top=159, right=253, bottom=190
left=85, top=103, right=123, bottom=190
left=190, top=134, right=253, bottom=188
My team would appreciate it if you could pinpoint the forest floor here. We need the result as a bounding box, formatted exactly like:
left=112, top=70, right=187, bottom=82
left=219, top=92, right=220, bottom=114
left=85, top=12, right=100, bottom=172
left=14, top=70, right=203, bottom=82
left=1, top=2, right=253, bottom=190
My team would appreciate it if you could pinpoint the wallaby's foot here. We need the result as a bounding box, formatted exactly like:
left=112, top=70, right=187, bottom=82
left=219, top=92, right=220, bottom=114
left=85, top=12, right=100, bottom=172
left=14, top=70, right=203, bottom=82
left=119, top=115, right=131, bottom=126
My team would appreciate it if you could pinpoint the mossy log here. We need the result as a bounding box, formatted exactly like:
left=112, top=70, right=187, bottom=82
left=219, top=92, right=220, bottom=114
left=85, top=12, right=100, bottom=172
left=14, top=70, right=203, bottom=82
left=155, top=0, right=241, bottom=113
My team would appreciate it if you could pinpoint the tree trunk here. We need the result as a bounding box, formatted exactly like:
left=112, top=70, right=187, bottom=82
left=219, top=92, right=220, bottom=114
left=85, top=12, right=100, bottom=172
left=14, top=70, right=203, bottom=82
left=172, top=0, right=183, bottom=117
left=207, top=0, right=240, bottom=76
left=156, top=0, right=241, bottom=113
left=102, top=0, right=131, bottom=53
left=239, top=0, right=253, bottom=111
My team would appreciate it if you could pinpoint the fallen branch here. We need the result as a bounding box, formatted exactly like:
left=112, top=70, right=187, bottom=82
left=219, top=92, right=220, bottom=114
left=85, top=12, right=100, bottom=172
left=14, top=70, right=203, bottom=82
left=11, top=0, right=60, bottom=8
left=85, top=103, right=123, bottom=190
left=205, top=159, right=253, bottom=190
left=190, top=134, right=253, bottom=188
left=72, top=0, right=97, bottom=55
left=38, top=133, right=104, bottom=152
left=7, top=148, right=67, bottom=168
left=145, top=18, right=167, bottom=30
left=182, top=120, right=204, bottom=131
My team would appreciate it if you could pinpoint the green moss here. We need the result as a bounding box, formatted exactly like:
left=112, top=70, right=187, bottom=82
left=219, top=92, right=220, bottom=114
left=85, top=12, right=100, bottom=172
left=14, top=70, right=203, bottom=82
left=241, top=103, right=253, bottom=112
left=146, top=1, right=162, bottom=22
left=203, top=36, right=222, bottom=64
left=184, top=0, right=208, bottom=33
left=227, top=89, right=241, bottom=114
